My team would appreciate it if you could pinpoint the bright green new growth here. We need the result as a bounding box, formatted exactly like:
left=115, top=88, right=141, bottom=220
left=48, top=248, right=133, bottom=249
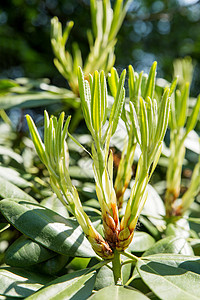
left=27, top=112, right=114, bottom=259
left=113, top=62, right=173, bottom=209
left=119, top=62, right=172, bottom=233
left=27, top=63, right=171, bottom=262
left=51, top=0, right=131, bottom=95
left=165, top=57, right=200, bottom=217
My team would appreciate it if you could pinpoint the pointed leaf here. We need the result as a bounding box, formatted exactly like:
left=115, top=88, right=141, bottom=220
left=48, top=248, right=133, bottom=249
left=177, top=82, right=190, bottom=127
left=0, top=199, right=96, bottom=258
left=26, top=115, right=47, bottom=165
left=109, top=69, right=126, bottom=135
left=185, top=94, right=200, bottom=135
left=144, top=62, right=157, bottom=100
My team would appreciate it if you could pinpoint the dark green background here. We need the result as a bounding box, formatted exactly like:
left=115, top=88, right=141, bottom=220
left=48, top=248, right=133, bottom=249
left=0, top=0, right=200, bottom=95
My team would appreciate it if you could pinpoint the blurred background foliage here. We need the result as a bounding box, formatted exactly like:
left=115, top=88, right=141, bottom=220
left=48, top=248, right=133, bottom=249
left=0, top=0, right=200, bottom=96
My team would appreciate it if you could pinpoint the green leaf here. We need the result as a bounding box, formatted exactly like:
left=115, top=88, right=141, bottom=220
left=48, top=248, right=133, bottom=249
left=169, top=77, right=178, bottom=97
left=33, top=254, right=69, bottom=275
left=143, top=236, right=193, bottom=256
left=155, top=88, right=170, bottom=142
left=108, top=67, right=119, bottom=98
left=144, top=61, right=157, bottom=100
left=91, top=71, right=101, bottom=133
left=5, top=236, right=56, bottom=267
left=0, top=177, right=36, bottom=203
left=137, top=254, right=200, bottom=300
left=0, top=199, right=96, bottom=258
left=185, top=94, right=200, bottom=135
left=88, top=285, right=149, bottom=300
left=78, top=67, right=92, bottom=132
left=139, top=97, right=149, bottom=149
left=129, top=102, right=141, bottom=145
left=177, top=82, right=190, bottom=127
left=0, top=267, right=52, bottom=298
left=109, top=69, right=126, bottom=135
left=90, top=0, right=97, bottom=38
left=26, top=115, right=47, bottom=165
left=26, top=269, right=96, bottom=300
left=128, top=232, right=155, bottom=253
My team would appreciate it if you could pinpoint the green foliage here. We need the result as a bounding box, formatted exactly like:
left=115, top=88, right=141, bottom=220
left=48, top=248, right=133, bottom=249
left=165, top=57, right=200, bottom=217
left=51, top=0, right=131, bottom=95
left=0, top=2, right=200, bottom=299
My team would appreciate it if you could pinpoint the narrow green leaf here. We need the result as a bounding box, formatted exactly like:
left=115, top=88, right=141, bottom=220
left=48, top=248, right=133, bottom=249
left=128, top=65, right=135, bottom=103
left=155, top=88, right=170, bottom=142
left=26, top=115, right=47, bottom=165
left=139, top=97, right=149, bottom=149
left=61, top=115, right=71, bottom=147
left=144, top=61, right=157, bottom=100
left=100, top=71, right=107, bottom=125
left=169, top=77, right=178, bottom=97
left=56, top=112, right=65, bottom=161
left=63, top=21, right=74, bottom=45
left=68, top=132, right=92, bottom=158
left=129, top=102, right=141, bottom=145
left=90, top=0, right=97, bottom=38
left=109, top=69, right=126, bottom=135
left=177, top=82, right=190, bottom=127
left=108, top=67, right=119, bottom=98
left=26, top=269, right=96, bottom=300
left=78, top=67, right=92, bottom=132
left=185, top=94, right=200, bottom=135
left=44, top=110, right=50, bottom=151
left=91, top=71, right=101, bottom=133
left=0, top=199, right=96, bottom=258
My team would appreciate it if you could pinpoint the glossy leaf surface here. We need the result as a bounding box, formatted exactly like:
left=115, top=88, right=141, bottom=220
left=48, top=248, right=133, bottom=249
left=0, top=199, right=96, bottom=258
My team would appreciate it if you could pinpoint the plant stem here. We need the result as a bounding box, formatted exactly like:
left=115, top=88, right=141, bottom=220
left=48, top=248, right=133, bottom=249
left=122, top=251, right=140, bottom=262
left=112, top=250, right=122, bottom=285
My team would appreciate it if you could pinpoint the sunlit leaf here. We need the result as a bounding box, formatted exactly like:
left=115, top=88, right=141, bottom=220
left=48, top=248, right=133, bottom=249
left=0, top=199, right=96, bottom=258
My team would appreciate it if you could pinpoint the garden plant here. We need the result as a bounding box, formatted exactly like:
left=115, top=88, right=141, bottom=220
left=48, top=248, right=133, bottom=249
left=0, top=0, right=200, bottom=299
